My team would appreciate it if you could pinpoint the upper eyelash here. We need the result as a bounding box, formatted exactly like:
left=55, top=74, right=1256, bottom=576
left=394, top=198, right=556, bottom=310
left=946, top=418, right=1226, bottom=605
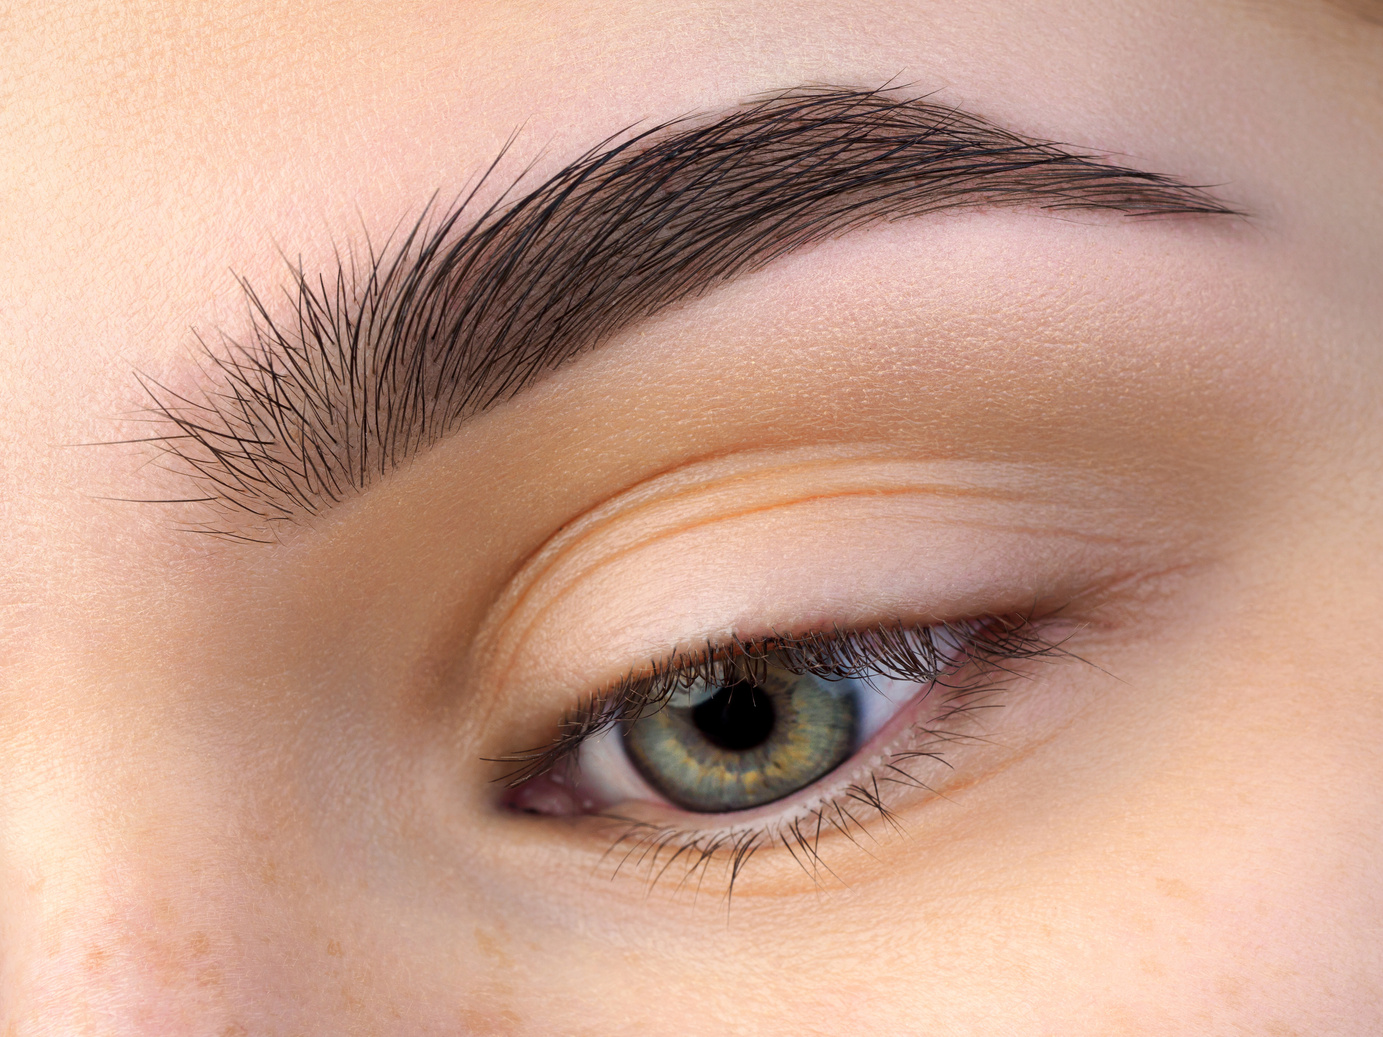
left=489, top=613, right=1066, bottom=790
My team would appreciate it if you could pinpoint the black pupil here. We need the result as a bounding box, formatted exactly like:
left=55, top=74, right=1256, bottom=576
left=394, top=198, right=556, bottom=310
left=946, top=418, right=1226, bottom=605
left=691, top=680, right=776, bottom=751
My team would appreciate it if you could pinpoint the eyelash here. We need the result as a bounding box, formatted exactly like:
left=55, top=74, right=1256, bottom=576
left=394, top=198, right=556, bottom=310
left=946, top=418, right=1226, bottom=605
left=492, top=614, right=1071, bottom=899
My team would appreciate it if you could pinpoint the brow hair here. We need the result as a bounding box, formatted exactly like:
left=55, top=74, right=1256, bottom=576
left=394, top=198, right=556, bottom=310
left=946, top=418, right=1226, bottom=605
left=139, top=86, right=1238, bottom=539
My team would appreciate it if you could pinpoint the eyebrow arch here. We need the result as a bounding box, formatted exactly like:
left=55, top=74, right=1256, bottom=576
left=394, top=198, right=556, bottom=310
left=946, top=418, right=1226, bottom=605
left=141, top=85, right=1238, bottom=540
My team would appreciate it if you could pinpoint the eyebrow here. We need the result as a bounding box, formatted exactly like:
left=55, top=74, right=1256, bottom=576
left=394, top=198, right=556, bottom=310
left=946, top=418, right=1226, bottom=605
left=142, top=86, right=1238, bottom=539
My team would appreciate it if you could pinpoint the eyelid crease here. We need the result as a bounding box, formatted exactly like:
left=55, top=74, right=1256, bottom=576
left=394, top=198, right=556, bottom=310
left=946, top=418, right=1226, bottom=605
left=503, top=452, right=1019, bottom=578
left=467, top=451, right=1125, bottom=689
left=493, top=487, right=973, bottom=681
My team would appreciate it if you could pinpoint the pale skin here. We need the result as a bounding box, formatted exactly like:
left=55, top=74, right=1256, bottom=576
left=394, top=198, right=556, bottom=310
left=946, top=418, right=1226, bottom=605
left=2, top=1, right=1382, bottom=1034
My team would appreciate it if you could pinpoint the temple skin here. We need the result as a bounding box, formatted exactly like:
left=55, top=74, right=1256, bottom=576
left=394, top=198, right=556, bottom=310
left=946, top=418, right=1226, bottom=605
left=1, top=1, right=1381, bottom=1034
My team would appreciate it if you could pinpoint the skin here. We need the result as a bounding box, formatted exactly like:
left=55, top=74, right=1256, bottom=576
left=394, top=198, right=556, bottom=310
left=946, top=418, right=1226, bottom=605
left=2, top=0, right=1381, bottom=1033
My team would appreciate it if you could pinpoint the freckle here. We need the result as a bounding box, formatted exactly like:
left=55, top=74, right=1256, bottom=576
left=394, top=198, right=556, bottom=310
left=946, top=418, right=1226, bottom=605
left=473, top=927, right=514, bottom=968
left=458, top=1007, right=521, bottom=1035
left=220, top=1024, right=248, bottom=1037
left=1155, top=877, right=1203, bottom=907
left=189, top=932, right=211, bottom=956
left=327, top=939, right=343, bottom=957
left=196, top=965, right=223, bottom=989
left=1139, top=955, right=1165, bottom=976
left=1215, top=973, right=1245, bottom=1006
left=1127, top=911, right=1155, bottom=934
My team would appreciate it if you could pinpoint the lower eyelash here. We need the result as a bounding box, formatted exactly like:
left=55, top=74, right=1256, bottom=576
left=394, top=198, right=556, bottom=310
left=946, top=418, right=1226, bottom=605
left=585, top=672, right=1016, bottom=902
left=492, top=615, right=1074, bottom=901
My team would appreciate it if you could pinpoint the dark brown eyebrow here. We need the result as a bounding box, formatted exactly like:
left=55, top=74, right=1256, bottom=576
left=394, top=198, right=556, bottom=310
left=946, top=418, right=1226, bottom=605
left=140, top=86, right=1238, bottom=540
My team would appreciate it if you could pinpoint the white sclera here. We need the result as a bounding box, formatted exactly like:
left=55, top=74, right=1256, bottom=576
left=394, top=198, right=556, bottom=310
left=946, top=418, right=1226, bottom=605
left=838, top=674, right=925, bottom=743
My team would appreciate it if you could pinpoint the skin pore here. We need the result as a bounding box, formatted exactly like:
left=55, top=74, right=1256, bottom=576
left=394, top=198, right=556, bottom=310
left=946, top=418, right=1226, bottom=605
left=2, top=1, right=1382, bottom=1034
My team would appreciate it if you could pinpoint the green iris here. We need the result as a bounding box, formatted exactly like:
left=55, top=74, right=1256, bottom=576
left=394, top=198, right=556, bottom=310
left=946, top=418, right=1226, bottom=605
left=622, top=664, right=858, bottom=812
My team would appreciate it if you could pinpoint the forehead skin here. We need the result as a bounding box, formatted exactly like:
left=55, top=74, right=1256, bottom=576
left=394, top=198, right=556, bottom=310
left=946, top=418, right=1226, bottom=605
left=1, top=1, right=1382, bottom=1035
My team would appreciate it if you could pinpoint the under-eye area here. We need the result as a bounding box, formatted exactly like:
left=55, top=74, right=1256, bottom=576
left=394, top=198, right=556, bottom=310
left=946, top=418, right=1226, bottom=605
left=491, top=616, right=1077, bottom=894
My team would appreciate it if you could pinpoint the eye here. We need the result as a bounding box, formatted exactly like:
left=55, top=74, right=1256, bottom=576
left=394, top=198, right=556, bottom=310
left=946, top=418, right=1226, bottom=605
left=495, top=618, right=1061, bottom=822
left=622, top=664, right=899, bottom=812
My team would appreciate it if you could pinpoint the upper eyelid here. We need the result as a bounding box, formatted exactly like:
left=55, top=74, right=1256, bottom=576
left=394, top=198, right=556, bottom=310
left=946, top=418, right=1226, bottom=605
left=469, top=454, right=1158, bottom=780
left=469, top=452, right=1099, bottom=694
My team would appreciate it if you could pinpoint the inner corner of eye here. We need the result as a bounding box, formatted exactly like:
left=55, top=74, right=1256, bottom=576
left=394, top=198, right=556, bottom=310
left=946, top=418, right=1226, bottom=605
left=501, top=763, right=584, bottom=817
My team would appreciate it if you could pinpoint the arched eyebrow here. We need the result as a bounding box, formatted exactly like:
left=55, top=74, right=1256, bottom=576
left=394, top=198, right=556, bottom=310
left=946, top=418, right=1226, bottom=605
left=143, top=86, right=1238, bottom=539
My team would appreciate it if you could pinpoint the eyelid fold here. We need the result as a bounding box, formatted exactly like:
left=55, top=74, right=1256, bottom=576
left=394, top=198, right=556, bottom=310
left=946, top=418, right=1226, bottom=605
left=464, top=447, right=1141, bottom=710
left=465, top=447, right=1169, bottom=849
left=462, top=450, right=1171, bottom=896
